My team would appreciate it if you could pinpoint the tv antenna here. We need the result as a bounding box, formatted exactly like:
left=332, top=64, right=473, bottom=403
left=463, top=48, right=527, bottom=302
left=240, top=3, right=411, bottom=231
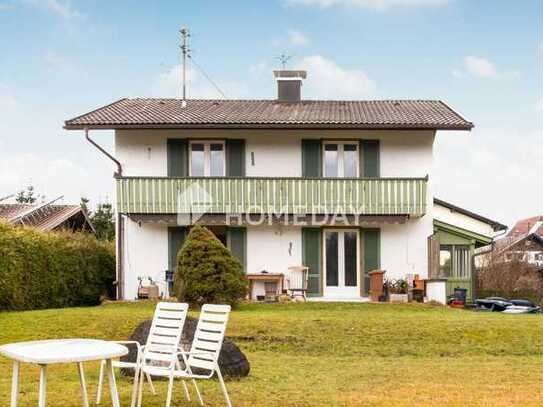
left=180, top=27, right=191, bottom=101
left=276, top=53, right=292, bottom=69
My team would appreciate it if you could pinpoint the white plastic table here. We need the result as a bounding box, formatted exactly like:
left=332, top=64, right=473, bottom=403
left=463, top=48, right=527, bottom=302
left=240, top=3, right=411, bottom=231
left=0, top=339, right=129, bottom=407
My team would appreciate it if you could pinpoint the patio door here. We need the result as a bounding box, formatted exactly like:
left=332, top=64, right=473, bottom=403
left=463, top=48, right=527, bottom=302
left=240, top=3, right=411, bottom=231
left=324, top=229, right=360, bottom=297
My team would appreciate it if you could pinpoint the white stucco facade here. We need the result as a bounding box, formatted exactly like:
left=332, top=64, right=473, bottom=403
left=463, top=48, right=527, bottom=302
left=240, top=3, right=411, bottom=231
left=115, top=128, right=436, bottom=300
left=433, top=202, right=496, bottom=238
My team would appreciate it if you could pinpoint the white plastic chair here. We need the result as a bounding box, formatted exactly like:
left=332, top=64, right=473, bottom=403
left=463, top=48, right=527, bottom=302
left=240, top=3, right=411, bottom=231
left=97, top=302, right=189, bottom=407
left=136, top=304, right=233, bottom=407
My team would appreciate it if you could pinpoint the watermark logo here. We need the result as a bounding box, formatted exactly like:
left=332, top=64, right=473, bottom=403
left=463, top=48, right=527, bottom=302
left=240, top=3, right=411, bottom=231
left=176, top=183, right=214, bottom=225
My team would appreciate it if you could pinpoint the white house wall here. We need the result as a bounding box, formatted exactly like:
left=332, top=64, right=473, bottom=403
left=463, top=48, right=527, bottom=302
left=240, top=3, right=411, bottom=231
left=115, top=128, right=436, bottom=299
left=246, top=225, right=302, bottom=299
left=115, top=129, right=435, bottom=179
left=433, top=203, right=495, bottom=238
left=380, top=217, right=431, bottom=280
left=122, top=218, right=168, bottom=300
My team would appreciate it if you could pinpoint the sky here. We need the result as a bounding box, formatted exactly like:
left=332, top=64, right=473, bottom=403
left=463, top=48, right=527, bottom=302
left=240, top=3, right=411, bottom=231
left=0, top=0, right=542, bottom=227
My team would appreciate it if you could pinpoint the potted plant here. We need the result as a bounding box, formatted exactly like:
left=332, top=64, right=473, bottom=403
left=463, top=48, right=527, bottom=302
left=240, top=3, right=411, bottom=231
left=385, top=278, right=408, bottom=303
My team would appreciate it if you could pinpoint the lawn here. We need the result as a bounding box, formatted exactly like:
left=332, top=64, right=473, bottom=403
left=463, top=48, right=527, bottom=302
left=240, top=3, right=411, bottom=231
left=1, top=302, right=543, bottom=406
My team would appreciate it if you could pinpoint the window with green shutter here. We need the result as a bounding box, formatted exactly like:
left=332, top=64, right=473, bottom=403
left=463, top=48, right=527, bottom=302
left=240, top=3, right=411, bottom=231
left=302, top=227, right=322, bottom=295
left=167, top=139, right=188, bottom=177
left=226, top=139, right=245, bottom=177
left=360, top=140, right=380, bottom=178
left=362, top=228, right=380, bottom=295
left=302, top=139, right=322, bottom=178
left=227, top=227, right=246, bottom=272
left=168, top=226, right=187, bottom=282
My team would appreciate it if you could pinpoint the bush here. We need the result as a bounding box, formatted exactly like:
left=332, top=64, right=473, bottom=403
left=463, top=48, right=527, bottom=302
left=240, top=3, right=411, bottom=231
left=174, top=225, right=248, bottom=307
left=0, top=221, right=115, bottom=311
left=476, top=260, right=543, bottom=305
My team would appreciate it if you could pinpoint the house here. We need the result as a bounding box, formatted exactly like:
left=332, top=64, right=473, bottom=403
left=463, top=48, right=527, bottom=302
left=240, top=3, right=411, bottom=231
left=477, top=216, right=543, bottom=269
left=0, top=197, right=94, bottom=233
left=64, top=69, right=476, bottom=300
left=431, top=198, right=507, bottom=301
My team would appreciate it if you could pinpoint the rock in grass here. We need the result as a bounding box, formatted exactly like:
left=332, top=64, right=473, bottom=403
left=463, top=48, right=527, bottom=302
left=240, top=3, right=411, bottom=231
left=120, top=317, right=250, bottom=378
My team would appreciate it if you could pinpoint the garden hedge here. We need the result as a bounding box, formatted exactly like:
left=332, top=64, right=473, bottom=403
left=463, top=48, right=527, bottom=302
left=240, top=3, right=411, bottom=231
left=0, top=221, right=115, bottom=311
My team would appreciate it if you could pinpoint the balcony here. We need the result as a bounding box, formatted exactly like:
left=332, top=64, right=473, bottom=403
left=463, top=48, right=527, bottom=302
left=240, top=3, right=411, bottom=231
left=116, top=176, right=428, bottom=217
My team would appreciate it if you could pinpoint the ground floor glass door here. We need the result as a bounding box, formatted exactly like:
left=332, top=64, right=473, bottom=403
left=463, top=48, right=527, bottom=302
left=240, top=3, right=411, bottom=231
left=324, top=229, right=359, bottom=297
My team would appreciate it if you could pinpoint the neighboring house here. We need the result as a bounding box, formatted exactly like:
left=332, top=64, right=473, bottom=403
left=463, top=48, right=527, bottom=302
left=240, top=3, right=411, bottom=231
left=65, top=69, right=475, bottom=300
left=431, top=198, right=507, bottom=301
left=0, top=198, right=94, bottom=233
left=478, top=216, right=543, bottom=269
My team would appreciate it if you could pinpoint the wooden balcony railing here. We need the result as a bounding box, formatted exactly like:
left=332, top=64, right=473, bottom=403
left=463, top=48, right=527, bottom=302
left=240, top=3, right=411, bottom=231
left=116, top=176, right=428, bottom=217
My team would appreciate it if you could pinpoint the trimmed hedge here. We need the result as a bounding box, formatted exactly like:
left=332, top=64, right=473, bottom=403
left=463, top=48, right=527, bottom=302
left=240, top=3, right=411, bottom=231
left=174, top=225, right=248, bottom=307
left=0, top=221, right=115, bottom=311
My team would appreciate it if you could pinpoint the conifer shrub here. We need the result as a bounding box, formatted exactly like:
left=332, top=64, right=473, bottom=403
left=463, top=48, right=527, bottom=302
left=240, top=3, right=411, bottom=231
left=0, top=221, right=115, bottom=311
left=174, top=225, right=247, bottom=306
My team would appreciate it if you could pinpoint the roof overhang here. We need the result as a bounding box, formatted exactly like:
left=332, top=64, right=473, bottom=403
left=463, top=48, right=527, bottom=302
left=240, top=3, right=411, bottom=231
left=434, top=198, right=507, bottom=232
left=434, top=219, right=493, bottom=246
left=64, top=123, right=472, bottom=131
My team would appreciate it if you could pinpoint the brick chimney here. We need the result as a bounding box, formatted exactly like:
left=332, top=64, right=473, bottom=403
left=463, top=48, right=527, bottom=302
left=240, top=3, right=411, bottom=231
left=273, top=70, right=307, bottom=102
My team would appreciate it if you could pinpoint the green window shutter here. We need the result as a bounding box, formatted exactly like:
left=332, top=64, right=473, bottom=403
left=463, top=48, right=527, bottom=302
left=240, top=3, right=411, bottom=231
left=360, top=140, right=380, bottom=178
left=168, top=226, right=187, bottom=271
left=167, top=139, right=188, bottom=177
left=302, top=139, right=322, bottom=178
left=226, top=139, right=245, bottom=177
left=227, top=227, right=246, bottom=272
left=362, top=229, right=380, bottom=296
left=302, top=227, right=322, bottom=295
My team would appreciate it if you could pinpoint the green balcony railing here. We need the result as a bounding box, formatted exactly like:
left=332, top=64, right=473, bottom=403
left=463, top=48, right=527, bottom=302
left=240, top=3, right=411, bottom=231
left=116, top=176, right=428, bottom=216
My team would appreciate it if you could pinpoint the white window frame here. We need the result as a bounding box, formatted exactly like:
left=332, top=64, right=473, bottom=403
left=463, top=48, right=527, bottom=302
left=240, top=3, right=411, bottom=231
left=322, top=141, right=359, bottom=178
left=322, top=228, right=360, bottom=297
left=189, top=140, right=226, bottom=177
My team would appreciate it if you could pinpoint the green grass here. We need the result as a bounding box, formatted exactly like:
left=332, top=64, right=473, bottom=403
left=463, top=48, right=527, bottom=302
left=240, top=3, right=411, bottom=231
left=1, top=301, right=543, bottom=406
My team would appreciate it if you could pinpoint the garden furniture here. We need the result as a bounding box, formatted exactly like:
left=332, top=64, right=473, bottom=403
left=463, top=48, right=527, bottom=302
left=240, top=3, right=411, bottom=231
left=97, top=301, right=189, bottom=407
left=246, top=272, right=284, bottom=301
left=136, top=304, right=232, bottom=407
left=286, top=266, right=309, bottom=301
left=0, top=338, right=128, bottom=407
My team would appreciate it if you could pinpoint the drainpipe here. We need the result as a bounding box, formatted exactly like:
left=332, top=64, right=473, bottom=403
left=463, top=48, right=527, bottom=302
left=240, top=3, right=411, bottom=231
left=85, top=128, right=122, bottom=177
left=84, top=127, right=124, bottom=300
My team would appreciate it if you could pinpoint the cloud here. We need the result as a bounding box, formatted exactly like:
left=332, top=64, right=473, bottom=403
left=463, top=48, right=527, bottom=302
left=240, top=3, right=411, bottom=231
left=0, top=83, right=18, bottom=110
left=434, top=126, right=543, bottom=226
left=296, top=55, right=375, bottom=99
left=285, top=0, right=450, bottom=10
left=463, top=56, right=498, bottom=78
left=150, top=64, right=250, bottom=99
left=536, top=98, right=543, bottom=112
left=287, top=30, right=309, bottom=46
left=454, top=56, right=519, bottom=80
left=0, top=153, right=93, bottom=203
left=44, top=51, right=74, bottom=72
left=24, top=0, right=81, bottom=19
left=0, top=83, right=114, bottom=207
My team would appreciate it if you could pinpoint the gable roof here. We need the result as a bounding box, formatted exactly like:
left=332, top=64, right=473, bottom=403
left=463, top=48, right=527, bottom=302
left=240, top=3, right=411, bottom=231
left=508, top=216, right=543, bottom=239
left=64, top=98, right=473, bottom=130
left=433, top=198, right=508, bottom=232
left=0, top=203, right=94, bottom=232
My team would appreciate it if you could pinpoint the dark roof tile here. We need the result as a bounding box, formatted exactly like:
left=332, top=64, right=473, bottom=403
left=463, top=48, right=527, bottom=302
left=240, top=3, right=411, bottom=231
left=65, top=98, right=473, bottom=130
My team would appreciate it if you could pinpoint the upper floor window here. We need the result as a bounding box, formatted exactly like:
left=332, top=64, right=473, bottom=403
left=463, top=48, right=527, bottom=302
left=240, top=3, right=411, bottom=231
left=190, top=141, right=225, bottom=176
left=323, top=141, right=359, bottom=178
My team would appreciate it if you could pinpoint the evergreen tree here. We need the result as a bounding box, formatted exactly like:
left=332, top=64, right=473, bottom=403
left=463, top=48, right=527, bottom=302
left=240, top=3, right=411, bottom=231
left=175, top=225, right=248, bottom=306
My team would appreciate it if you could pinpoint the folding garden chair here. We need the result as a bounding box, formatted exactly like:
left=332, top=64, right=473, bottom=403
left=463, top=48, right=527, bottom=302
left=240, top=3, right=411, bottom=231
left=136, top=304, right=233, bottom=407
left=97, top=302, right=189, bottom=407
